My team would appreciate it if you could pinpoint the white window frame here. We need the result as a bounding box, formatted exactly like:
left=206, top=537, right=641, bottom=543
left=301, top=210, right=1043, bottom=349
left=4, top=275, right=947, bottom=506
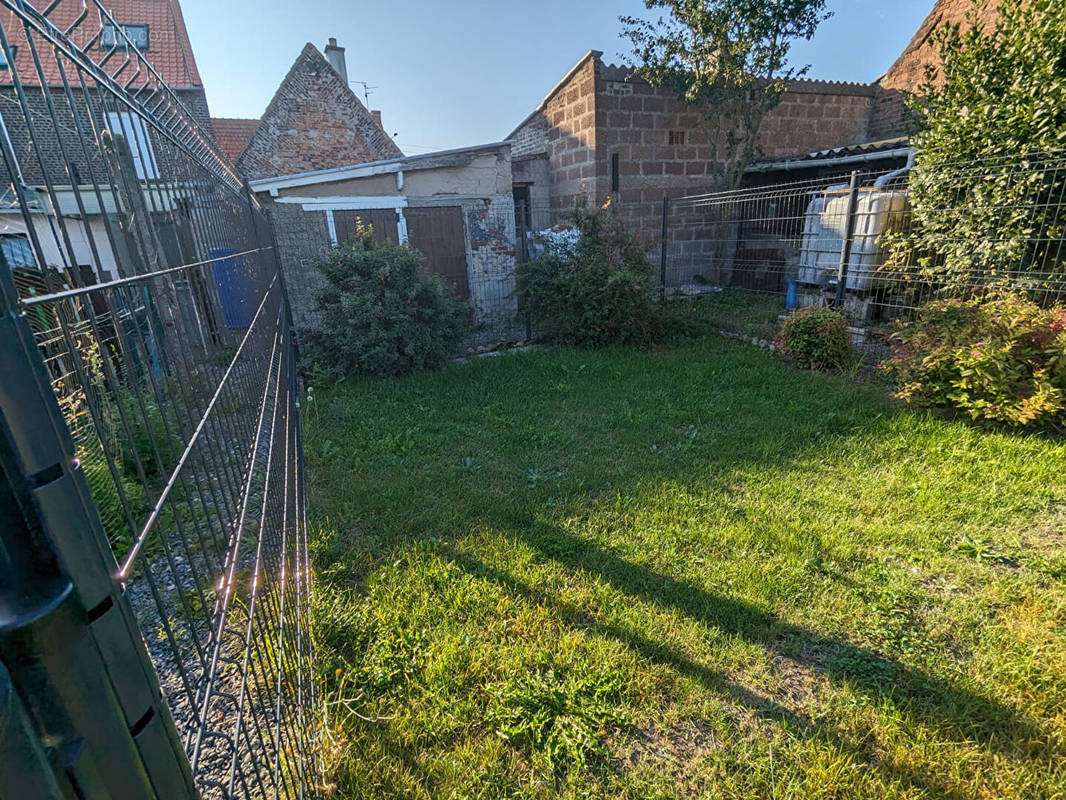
left=106, top=111, right=158, bottom=180
left=101, top=23, right=149, bottom=51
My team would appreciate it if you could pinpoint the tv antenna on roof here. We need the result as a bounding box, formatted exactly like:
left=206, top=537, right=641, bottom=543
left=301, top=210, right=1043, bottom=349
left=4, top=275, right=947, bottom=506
left=351, top=80, right=378, bottom=105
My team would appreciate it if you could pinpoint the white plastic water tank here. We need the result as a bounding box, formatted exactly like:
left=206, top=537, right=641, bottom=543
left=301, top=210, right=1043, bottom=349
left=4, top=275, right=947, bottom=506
left=798, top=188, right=907, bottom=291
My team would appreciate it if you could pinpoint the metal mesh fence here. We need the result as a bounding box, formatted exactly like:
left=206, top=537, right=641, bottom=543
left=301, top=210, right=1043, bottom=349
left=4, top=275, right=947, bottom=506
left=662, top=153, right=1066, bottom=355
left=0, top=2, right=318, bottom=797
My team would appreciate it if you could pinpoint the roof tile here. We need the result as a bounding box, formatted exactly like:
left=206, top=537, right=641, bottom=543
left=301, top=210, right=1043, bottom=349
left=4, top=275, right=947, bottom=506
left=2, top=0, right=202, bottom=88
left=211, top=117, right=260, bottom=165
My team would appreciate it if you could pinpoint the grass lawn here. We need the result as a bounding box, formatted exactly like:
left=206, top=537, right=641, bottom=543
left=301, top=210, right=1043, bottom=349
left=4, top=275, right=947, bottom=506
left=305, top=335, right=1066, bottom=799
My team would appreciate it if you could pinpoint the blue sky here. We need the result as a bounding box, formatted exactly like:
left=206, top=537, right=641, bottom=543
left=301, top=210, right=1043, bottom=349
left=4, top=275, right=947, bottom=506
left=182, top=0, right=932, bottom=155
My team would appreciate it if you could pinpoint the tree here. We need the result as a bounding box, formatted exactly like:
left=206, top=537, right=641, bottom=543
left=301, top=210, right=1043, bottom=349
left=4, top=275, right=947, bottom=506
left=904, top=0, right=1066, bottom=297
left=621, top=0, right=830, bottom=188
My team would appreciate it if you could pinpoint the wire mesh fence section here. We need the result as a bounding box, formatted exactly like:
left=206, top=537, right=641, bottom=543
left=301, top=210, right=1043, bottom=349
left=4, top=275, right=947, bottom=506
left=0, top=1, right=318, bottom=797
left=661, top=153, right=1066, bottom=354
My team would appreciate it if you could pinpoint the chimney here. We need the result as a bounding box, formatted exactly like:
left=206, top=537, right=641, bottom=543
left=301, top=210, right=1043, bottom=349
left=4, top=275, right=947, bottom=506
left=324, top=37, right=348, bottom=84
left=371, top=110, right=382, bottom=127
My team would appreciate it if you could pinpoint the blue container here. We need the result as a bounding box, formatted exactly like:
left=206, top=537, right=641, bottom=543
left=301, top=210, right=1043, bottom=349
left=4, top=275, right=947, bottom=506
left=210, top=247, right=256, bottom=328
left=785, top=278, right=799, bottom=310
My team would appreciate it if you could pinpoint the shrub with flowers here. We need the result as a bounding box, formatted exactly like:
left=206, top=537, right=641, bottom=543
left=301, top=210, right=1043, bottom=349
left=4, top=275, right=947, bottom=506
left=883, top=294, right=1066, bottom=428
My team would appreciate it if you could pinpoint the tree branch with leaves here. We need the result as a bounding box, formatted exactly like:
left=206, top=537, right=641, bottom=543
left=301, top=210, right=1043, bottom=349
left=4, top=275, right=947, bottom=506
left=621, top=0, right=830, bottom=188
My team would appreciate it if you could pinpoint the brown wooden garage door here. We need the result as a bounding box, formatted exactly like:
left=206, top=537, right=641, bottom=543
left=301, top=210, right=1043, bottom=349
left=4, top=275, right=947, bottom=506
left=405, top=206, right=470, bottom=300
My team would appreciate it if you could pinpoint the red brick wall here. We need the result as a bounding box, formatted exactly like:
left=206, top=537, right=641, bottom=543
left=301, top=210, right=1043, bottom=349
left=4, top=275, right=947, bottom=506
left=237, top=44, right=402, bottom=181
left=879, top=0, right=1001, bottom=92
left=870, top=0, right=1002, bottom=138
left=867, top=88, right=912, bottom=142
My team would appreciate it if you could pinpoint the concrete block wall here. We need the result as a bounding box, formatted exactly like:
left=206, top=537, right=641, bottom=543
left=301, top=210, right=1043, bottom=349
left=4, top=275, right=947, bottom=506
left=530, top=56, right=601, bottom=213
left=756, top=81, right=874, bottom=159
left=511, top=54, right=881, bottom=245
left=459, top=195, right=519, bottom=330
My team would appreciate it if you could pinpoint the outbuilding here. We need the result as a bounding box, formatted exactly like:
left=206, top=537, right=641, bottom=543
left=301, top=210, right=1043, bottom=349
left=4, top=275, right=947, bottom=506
left=250, top=141, right=519, bottom=335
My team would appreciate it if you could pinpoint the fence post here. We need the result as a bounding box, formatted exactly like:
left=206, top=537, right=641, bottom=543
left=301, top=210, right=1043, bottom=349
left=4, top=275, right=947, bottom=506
left=515, top=199, right=532, bottom=340
left=660, top=196, right=670, bottom=299
left=0, top=252, right=197, bottom=797
left=835, top=170, right=861, bottom=308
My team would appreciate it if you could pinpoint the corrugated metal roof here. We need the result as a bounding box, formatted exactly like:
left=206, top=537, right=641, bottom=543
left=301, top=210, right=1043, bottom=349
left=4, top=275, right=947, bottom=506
left=750, top=137, right=912, bottom=171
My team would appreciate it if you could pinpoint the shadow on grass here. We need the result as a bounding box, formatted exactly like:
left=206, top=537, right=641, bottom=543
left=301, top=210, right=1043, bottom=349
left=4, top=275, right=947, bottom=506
left=309, top=340, right=1063, bottom=792
left=439, top=536, right=1040, bottom=800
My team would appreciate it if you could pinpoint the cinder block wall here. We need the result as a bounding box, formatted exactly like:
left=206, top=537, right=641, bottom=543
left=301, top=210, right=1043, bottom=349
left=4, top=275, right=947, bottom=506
left=596, top=65, right=874, bottom=239
left=511, top=54, right=878, bottom=246
left=513, top=57, right=600, bottom=215
left=757, top=82, right=874, bottom=159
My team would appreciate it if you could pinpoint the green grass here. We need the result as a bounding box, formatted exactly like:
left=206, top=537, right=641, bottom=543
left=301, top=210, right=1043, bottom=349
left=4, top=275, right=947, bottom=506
left=678, top=288, right=786, bottom=342
left=305, top=335, right=1066, bottom=799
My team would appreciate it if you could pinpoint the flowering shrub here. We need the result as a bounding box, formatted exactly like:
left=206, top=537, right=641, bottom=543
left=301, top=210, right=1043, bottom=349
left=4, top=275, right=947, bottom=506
left=883, top=294, right=1066, bottom=427
left=777, top=306, right=857, bottom=372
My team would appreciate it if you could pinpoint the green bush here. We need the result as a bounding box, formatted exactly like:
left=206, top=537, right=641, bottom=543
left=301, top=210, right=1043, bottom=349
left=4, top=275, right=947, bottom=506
left=903, top=0, right=1066, bottom=295
left=304, top=236, right=468, bottom=380
left=518, top=204, right=659, bottom=347
left=777, top=306, right=857, bottom=371
left=883, top=294, right=1066, bottom=428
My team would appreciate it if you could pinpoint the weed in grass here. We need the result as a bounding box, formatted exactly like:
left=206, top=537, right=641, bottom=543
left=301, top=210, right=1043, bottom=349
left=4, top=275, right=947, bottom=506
left=525, top=465, right=566, bottom=490
left=306, top=336, right=1066, bottom=799
left=956, top=534, right=1015, bottom=566
left=489, top=666, right=630, bottom=776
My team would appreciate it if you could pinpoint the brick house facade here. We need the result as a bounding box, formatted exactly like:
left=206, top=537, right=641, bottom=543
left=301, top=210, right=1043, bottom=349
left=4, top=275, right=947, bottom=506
left=0, top=0, right=222, bottom=278
left=235, top=42, right=402, bottom=181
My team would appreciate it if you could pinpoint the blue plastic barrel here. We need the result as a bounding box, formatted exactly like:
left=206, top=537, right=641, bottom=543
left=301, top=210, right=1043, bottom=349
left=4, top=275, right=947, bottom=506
left=785, top=278, right=799, bottom=310
left=210, top=247, right=255, bottom=328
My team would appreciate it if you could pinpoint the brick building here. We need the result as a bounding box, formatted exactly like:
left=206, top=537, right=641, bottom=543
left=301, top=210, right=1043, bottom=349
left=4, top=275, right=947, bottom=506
left=0, top=0, right=220, bottom=279
left=508, top=51, right=887, bottom=237
left=239, top=40, right=518, bottom=336
left=507, top=1, right=1003, bottom=235
left=868, top=0, right=1003, bottom=142
left=230, top=39, right=401, bottom=181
